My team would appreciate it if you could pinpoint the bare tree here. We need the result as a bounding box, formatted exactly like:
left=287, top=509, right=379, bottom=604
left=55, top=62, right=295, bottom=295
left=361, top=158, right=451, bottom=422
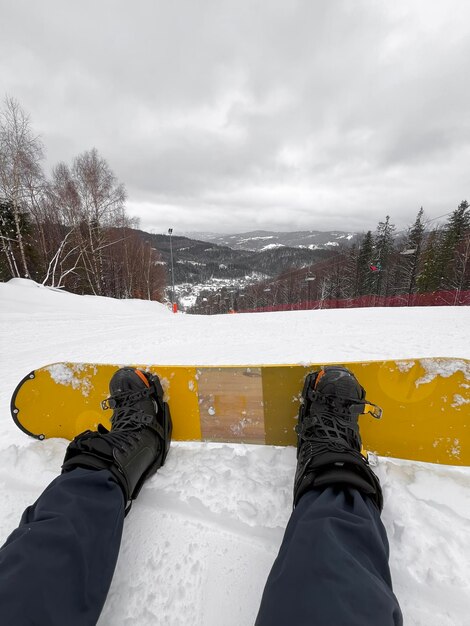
left=71, top=149, right=126, bottom=294
left=46, top=151, right=127, bottom=295
left=0, top=96, right=44, bottom=277
left=41, top=227, right=82, bottom=289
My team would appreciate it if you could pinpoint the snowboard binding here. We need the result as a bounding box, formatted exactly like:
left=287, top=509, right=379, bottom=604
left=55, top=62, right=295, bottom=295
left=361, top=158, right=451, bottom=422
left=62, top=368, right=172, bottom=514
left=293, top=366, right=383, bottom=510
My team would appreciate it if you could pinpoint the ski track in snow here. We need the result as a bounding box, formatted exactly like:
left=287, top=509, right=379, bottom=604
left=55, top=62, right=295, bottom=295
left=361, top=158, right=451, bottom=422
left=0, top=279, right=469, bottom=626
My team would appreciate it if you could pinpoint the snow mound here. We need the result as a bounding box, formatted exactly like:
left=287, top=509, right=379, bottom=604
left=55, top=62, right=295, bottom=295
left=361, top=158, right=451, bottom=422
left=1, top=278, right=171, bottom=317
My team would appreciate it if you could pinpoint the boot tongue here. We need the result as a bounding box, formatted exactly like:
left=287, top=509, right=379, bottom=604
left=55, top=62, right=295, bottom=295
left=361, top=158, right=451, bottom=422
left=81, top=435, right=113, bottom=457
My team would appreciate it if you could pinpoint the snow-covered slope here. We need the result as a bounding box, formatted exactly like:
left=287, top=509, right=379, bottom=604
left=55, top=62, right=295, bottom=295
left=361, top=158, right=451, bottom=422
left=0, top=279, right=469, bottom=626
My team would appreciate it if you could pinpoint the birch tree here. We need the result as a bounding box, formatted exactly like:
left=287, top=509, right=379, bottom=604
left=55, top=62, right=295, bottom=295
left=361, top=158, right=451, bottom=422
left=0, top=97, right=44, bottom=277
left=71, top=148, right=126, bottom=295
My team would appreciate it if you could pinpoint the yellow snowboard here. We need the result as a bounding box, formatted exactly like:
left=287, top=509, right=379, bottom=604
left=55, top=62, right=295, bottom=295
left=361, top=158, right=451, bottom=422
left=10, top=358, right=470, bottom=466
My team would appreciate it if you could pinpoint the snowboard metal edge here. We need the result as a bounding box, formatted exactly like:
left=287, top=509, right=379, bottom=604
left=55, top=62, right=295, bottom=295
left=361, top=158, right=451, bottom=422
left=10, top=369, right=46, bottom=440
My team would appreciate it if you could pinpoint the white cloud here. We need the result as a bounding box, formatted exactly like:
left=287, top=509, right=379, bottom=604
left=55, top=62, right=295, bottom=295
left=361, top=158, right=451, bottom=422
left=1, top=0, right=469, bottom=233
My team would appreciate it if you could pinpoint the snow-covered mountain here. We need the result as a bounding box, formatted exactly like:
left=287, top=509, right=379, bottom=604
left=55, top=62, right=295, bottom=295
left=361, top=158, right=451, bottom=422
left=183, top=229, right=360, bottom=251
left=1, top=279, right=469, bottom=626
left=137, top=229, right=334, bottom=287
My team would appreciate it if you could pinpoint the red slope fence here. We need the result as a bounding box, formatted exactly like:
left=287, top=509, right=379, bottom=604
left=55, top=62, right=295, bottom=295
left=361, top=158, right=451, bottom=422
left=237, top=290, right=470, bottom=313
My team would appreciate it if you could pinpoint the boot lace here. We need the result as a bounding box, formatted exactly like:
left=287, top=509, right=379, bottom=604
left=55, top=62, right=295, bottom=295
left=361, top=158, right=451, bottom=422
left=100, top=385, right=165, bottom=448
left=296, top=392, right=365, bottom=460
left=96, top=408, right=154, bottom=453
left=96, top=422, right=142, bottom=454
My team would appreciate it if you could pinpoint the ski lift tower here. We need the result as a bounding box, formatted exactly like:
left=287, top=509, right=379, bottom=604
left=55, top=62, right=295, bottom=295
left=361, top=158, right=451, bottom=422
left=304, top=275, right=316, bottom=308
left=168, top=228, right=177, bottom=313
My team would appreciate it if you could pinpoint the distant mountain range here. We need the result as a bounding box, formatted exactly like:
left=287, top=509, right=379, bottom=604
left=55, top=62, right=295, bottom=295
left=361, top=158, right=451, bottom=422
left=136, top=228, right=362, bottom=309
left=182, top=229, right=360, bottom=251
left=137, top=229, right=336, bottom=286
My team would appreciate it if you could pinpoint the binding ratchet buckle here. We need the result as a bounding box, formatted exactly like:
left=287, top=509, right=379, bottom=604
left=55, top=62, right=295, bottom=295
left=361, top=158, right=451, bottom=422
left=363, top=402, right=383, bottom=419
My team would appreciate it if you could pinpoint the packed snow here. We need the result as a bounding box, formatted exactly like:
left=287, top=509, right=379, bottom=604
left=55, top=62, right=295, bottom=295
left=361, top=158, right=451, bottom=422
left=0, top=278, right=469, bottom=626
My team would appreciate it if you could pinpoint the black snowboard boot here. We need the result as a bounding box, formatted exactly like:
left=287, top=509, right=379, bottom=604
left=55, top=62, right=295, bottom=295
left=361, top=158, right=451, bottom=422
left=62, top=367, right=172, bottom=513
left=293, top=366, right=383, bottom=510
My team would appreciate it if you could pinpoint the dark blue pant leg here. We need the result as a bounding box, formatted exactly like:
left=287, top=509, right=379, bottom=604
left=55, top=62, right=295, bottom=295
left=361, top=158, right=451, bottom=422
left=256, top=487, right=403, bottom=626
left=0, top=468, right=125, bottom=626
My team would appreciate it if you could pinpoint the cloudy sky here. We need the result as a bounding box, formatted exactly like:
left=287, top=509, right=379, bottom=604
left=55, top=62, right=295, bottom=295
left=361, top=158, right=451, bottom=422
left=1, top=0, right=469, bottom=234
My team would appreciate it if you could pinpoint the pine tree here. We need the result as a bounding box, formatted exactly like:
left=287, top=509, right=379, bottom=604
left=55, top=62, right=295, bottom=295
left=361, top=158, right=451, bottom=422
left=440, top=200, right=470, bottom=295
left=0, top=198, right=39, bottom=280
left=439, top=201, right=470, bottom=288
left=416, top=228, right=443, bottom=293
left=401, top=207, right=426, bottom=296
left=0, top=199, right=19, bottom=278
left=355, top=231, right=374, bottom=295
left=418, top=201, right=470, bottom=294
left=373, top=216, right=395, bottom=296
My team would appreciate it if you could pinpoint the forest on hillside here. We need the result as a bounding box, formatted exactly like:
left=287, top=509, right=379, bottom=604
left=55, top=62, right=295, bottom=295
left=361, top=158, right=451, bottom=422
left=137, top=230, right=333, bottom=284
left=0, top=97, right=165, bottom=300
left=190, top=203, right=470, bottom=313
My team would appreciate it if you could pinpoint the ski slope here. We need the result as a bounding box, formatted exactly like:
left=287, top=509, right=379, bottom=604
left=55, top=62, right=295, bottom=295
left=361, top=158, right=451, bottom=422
left=0, top=278, right=469, bottom=626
